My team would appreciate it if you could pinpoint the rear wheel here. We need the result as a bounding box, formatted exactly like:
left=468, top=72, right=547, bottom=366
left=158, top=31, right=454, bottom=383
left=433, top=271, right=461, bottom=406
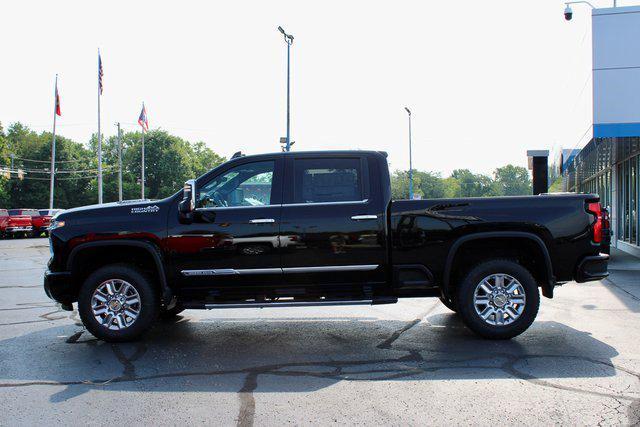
left=78, top=264, right=159, bottom=342
left=456, top=259, right=539, bottom=340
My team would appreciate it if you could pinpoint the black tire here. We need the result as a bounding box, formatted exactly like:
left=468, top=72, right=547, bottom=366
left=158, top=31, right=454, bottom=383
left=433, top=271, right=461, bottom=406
left=160, top=303, right=185, bottom=320
left=456, top=259, right=540, bottom=340
left=78, top=264, right=159, bottom=342
left=439, top=296, right=458, bottom=313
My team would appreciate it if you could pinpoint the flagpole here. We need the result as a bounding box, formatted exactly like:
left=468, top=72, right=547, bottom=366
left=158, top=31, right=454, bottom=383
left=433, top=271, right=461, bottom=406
left=97, top=49, right=103, bottom=204
left=141, top=125, right=145, bottom=200
left=49, top=75, right=58, bottom=211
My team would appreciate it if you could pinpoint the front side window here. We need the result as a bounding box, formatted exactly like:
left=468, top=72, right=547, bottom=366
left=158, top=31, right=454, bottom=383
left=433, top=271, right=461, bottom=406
left=197, top=161, right=274, bottom=208
left=293, top=158, right=364, bottom=204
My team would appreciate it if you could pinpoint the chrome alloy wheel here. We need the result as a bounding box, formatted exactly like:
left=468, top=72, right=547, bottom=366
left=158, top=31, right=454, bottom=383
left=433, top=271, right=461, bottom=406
left=91, top=279, right=141, bottom=330
left=473, top=273, right=526, bottom=326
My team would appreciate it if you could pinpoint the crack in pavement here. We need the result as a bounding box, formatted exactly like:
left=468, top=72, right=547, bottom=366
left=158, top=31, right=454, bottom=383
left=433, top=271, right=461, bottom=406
left=0, top=285, right=41, bottom=289
left=0, top=302, right=57, bottom=311
left=0, top=344, right=637, bottom=424
left=237, top=372, right=259, bottom=427
left=377, top=300, right=441, bottom=349
left=110, top=342, right=148, bottom=380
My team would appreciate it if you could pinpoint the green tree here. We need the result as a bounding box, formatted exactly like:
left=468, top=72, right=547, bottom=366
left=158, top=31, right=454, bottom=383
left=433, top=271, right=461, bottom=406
left=0, top=123, right=10, bottom=207
left=5, top=123, right=95, bottom=208
left=1, top=123, right=226, bottom=208
left=92, top=129, right=227, bottom=202
left=390, top=170, right=423, bottom=200
left=442, top=176, right=461, bottom=198
left=414, top=171, right=445, bottom=199
left=450, top=169, right=501, bottom=197
left=493, top=164, right=532, bottom=196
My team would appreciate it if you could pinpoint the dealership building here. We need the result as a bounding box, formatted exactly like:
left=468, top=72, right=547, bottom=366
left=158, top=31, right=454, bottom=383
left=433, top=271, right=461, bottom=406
left=562, top=5, right=640, bottom=257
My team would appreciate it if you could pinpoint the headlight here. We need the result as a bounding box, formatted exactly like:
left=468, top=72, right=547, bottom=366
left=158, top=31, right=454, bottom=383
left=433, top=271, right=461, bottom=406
left=49, top=220, right=65, bottom=230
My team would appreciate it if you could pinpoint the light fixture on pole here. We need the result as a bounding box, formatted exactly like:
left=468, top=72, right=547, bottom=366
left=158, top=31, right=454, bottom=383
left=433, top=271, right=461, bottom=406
left=404, top=107, right=414, bottom=200
left=278, top=26, right=294, bottom=152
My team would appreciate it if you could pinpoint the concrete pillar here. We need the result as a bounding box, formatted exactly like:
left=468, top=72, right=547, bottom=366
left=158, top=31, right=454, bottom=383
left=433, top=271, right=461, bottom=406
left=527, top=150, right=550, bottom=195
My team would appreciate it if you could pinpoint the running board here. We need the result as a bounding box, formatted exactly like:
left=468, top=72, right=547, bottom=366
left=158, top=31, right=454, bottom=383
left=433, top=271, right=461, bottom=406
left=185, top=297, right=397, bottom=310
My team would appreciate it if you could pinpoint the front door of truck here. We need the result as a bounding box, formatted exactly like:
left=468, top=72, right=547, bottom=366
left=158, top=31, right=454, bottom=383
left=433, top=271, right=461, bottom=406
left=167, top=156, right=284, bottom=291
left=279, top=154, right=387, bottom=287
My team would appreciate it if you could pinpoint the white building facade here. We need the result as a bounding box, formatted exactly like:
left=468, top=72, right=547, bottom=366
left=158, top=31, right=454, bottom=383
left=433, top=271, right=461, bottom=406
left=563, top=5, right=640, bottom=257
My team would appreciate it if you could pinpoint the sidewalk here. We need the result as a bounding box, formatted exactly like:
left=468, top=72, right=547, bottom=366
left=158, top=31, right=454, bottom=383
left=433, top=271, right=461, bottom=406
left=605, top=247, right=640, bottom=305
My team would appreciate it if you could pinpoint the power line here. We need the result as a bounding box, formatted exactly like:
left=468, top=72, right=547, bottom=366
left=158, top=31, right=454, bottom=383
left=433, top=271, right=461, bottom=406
left=10, top=156, right=86, bottom=164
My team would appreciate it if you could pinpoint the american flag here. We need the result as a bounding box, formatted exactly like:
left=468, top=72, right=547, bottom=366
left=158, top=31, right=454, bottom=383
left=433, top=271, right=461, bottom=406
left=55, top=82, right=61, bottom=116
left=98, top=53, right=103, bottom=95
left=138, top=103, right=148, bottom=131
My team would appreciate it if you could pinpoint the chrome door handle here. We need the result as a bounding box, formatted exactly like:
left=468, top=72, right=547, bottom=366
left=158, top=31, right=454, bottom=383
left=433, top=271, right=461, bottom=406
left=249, top=218, right=275, bottom=224
left=351, top=215, right=378, bottom=221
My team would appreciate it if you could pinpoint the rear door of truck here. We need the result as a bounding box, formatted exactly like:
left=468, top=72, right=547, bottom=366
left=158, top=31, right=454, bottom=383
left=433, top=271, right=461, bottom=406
left=279, top=152, right=388, bottom=287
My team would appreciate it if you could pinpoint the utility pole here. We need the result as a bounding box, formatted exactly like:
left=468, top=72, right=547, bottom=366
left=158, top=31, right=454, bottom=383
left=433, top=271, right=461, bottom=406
left=97, top=50, right=103, bottom=204
left=405, top=107, right=413, bottom=200
left=116, top=122, right=123, bottom=201
left=49, top=75, right=59, bottom=210
left=278, top=26, right=294, bottom=152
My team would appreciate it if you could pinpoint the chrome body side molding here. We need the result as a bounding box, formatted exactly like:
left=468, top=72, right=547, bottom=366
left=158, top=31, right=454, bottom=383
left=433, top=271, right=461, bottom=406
left=181, top=264, right=379, bottom=277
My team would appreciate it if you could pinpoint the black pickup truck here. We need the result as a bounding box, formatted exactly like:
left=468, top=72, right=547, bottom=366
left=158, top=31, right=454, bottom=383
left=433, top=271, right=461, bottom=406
left=44, top=150, right=609, bottom=342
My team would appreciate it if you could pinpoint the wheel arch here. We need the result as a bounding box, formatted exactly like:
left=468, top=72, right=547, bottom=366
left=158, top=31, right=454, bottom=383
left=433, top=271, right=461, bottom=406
left=67, top=240, right=172, bottom=304
left=442, top=231, right=555, bottom=299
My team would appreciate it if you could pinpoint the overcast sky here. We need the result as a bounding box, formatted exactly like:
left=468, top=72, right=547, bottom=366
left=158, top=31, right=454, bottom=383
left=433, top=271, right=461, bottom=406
left=0, top=0, right=612, bottom=176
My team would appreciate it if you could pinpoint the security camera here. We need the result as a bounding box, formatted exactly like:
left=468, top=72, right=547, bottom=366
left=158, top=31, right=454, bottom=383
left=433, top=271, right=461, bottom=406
left=564, top=4, right=573, bottom=21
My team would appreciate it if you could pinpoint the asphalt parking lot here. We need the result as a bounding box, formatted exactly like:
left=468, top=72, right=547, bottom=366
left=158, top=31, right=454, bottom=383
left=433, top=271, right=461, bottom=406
left=0, top=238, right=639, bottom=425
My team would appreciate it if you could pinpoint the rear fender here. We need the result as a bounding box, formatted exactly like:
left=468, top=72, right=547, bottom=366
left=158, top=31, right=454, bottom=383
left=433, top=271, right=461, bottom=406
left=442, top=231, right=555, bottom=299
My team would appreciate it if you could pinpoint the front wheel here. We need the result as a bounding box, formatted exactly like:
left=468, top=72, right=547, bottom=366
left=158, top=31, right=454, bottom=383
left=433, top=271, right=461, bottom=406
left=456, top=259, right=539, bottom=340
left=78, top=264, right=159, bottom=342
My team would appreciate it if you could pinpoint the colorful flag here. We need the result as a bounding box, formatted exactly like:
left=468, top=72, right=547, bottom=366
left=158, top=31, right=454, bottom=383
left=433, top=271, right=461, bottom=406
left=98, top=53, right=104, bottom=95
left=138, top=103, right=148, bottom=131
left=55, top=82, right=61, bottom=116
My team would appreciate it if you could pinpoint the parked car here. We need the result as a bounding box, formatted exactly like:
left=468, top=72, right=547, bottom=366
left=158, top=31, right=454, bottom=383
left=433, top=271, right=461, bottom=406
left=7, top=209, right=37, bottom=238
left=0, top=209, right=9, bottom=238
left=32, top=209, right=63, bottom=237
left=44, top=150, right=609, bottom=342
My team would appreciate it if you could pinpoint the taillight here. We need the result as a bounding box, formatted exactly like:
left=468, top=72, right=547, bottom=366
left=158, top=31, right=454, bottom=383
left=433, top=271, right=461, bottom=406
left=587, top=202, right=603, bottom=243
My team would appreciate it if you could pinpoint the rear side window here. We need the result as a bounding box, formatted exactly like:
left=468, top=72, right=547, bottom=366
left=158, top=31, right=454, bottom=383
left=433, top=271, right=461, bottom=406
left=0, top=210, right=7, bottom=217
left=8, top=210, right=20, bottom=216
left=293, top=158, right=365, bottom=204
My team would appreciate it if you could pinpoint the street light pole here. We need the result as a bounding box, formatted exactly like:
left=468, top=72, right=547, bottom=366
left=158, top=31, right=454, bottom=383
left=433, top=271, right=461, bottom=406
left=116, top=122, right=122, bottom=201
left=278, top=26, right=294, bottom=152
left=405, top=107, right=413, bottom=200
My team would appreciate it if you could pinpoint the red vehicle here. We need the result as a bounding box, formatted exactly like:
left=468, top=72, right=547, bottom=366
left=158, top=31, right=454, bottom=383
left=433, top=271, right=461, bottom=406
left=6, top=209, right=37, bottom=238
left=0, top=209, right=9, bottom=238
left=32, top=209, right=62, bottom=236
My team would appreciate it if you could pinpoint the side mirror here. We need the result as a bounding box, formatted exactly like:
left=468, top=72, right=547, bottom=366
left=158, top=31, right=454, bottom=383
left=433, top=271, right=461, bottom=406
left=178, top=179, right=196, bottom=223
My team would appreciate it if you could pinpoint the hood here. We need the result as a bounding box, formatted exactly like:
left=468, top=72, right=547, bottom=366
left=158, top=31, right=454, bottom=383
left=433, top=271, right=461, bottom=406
left=57, top=197, right=174, bottom=225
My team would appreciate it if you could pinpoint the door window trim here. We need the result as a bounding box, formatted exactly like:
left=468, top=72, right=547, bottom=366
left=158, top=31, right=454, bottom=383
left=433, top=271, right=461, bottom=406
left=195, top=204, right=282, bottom=212
left=283, top=155, right=371, bottom=205
left=281, top=199, right=369, bottom=208
left=194, top=156, right=283, bottom=211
